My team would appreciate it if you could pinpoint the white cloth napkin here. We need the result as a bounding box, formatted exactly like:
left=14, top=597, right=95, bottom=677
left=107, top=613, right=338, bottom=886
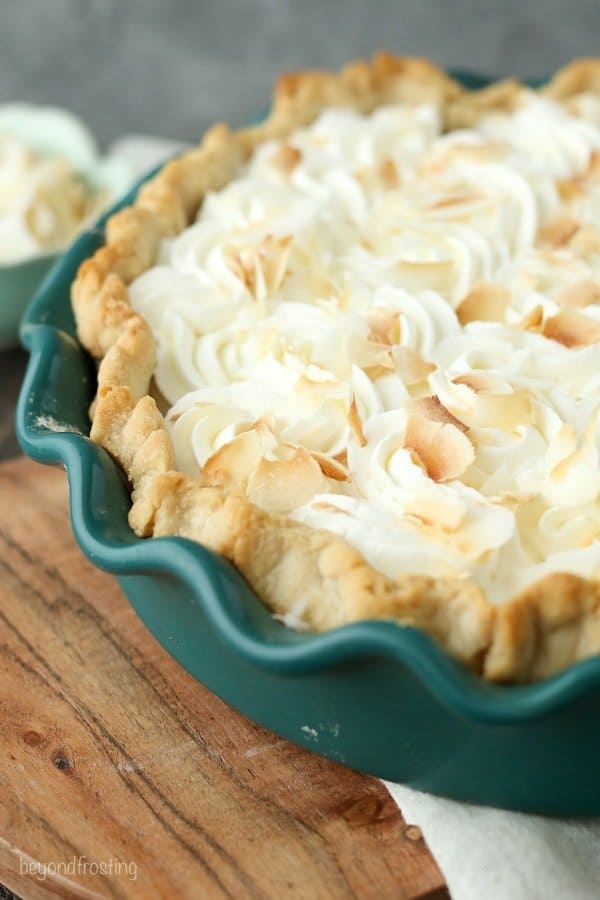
left=384, top=781, right=600, bottom=899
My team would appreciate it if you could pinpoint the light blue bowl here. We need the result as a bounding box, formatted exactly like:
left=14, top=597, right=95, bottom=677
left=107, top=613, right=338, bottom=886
left=0, top=104, right=131, bottom=349
left=17, top=73, right=600, bottom=814
left=0, top=254, right=55, bottom=349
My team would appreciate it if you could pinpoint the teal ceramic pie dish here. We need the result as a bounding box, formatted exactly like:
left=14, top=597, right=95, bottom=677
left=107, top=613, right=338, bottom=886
left=16, top=73, right=600, bottom=815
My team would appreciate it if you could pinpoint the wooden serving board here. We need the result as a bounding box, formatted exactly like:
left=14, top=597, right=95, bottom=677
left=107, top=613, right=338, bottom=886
left=0, top=457, right=448, bottom=900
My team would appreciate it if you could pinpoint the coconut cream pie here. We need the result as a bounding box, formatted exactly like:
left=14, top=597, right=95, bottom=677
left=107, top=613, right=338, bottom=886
left=72, top=56, right=600, bottom=682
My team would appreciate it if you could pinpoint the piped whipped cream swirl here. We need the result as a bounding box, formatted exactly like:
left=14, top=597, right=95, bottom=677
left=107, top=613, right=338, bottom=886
left=130, top=90, right=600, bottom=605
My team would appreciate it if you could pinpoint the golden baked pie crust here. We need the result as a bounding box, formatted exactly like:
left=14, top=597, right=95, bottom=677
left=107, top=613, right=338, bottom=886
left=71, top=55, right=600, bottom=682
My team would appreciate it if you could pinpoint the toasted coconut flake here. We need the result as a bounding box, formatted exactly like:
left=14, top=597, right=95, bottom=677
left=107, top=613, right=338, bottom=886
left=519, top=304, right=544, bottom=331
left=453, top=374, right=534, bottom=430
left=310, top=500, right=350, bottom=514
left=456, top=282, right=509, bottom=325
left=410, top=395, right=469, bottom=432
left=296, top=371, right=341, bottom=397
left=311, top=451, right=350, bottom=482
left=226, top=250, right=252, bottom=290
left=422, top=140, right=508, bottom=173
left=557, top=176, right=585, bottom=203
left=346, top=333, right=394, bottom=370
left=588, top=150, right=600, bottom=178
left=262, top=234, right=293, bottom=292
left=404, top=414, right=474, bottom=482
left=235, top=418, right=273, bottom=437
left=225, top=234, right=293, bottom=300
left=246, top=448, right=326, bottom=512
left=452, top=372, right=505, bottom=394
left=551, top=421, right=596, bottom=481
left=556, top=279, right=600, bottom=308
left=393, top=346, right=436, bottom=385
left=199, top=426, right=271, bottom=489
left=226, top=247, right=265, bottom=300
left=548, top=423, right=578, bottom=478
left=363, top=363, right=396, bottom=381
left=539, top=213, right=580, bottom=248
left=404, top=494, right=465, bottom=531
left=367, top=309, right=401, bottom=345
left=471, top=390, right=535, bottom=430
left=348, top=396, right=367, bottom=447
left=271, top=143, right=302, bottom=173
left=569, top=225, right=600, bottom=257
left=355, top=159, right=401, bottom=191
left=428, top=190, right=488, bottom=211
left=379, top=158, right=400, bottom=188
left=542, top=309, right=600, bottom=347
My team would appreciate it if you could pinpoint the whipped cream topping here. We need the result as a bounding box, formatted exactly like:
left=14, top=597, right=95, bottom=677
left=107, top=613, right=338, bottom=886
left=130, top=90, right=600, bottom=604
left=0, top=133, right=102, bottom=263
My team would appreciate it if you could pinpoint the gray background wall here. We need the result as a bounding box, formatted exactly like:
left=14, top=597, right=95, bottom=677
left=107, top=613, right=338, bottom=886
left=1, top=0, right=599, bottom=147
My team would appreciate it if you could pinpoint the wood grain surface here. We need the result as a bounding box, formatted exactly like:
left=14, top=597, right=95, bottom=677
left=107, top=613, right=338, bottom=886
left=0, top=456, right=449, bottom=899
left=0, top=349, right=27, bottom=462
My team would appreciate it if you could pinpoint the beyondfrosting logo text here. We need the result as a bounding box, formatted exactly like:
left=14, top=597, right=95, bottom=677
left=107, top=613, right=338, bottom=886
left=20, top=855, right=138, bottom=883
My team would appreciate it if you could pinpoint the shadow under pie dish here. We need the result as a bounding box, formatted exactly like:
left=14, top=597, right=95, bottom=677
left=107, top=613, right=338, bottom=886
left=16, top=57, right=600, bottom=813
